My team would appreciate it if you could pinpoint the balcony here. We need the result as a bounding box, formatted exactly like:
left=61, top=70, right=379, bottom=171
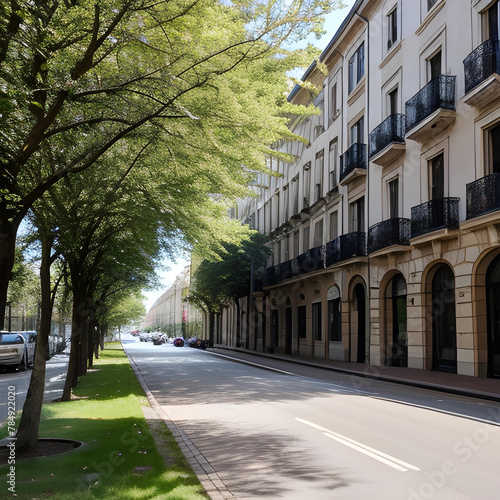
left=405, top=75, right=456, bottom=142
left=466, top=173, right=500, bottom=220
left=463, top=40, right=500, bottom=108
left=369, top=114, right=406, bottom=165
left=368, top=218, right=411, bottom=254
left=410, top=198, right=460, bottom=238
left=338, top=232, right=367, bottom=260
left=339, top=143, right=367, bottom=185
left=294, top=245, right=324, bottom=276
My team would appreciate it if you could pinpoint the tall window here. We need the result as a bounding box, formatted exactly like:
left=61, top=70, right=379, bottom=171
left=387, top=7, right=398, bottom=50
left=349, top=197, right=365, bottom=232
left=348, top=42, right=365, bottom=93
left=487, top=1, right=500, bottom=40
left=329, top=211, right=339, bottom=240
left=302, top=226, right=310, bottom=252
left=329, top=139, right=338, bottom=190
left=389, top=178, right=399, bottom=219
left=350, top=116, right=365, bottom=145
left=314, top=219, right=323, bottom=247
left=303, top=163, right=311, bottom=208
left=428, top=50, right=442, bottom=81
left=388, top=87, right=399, bottom=116
left=298, top=305, right=307, bottom=339
left=293, top=231, right=299, bottom=258
left=429, top=153, right=444, bottom=200
left=292, top=175, right=299, bottom=215
left=314, top=150, right=324, bottom=202
left=487, top=123, right=500, bottom=174
left=312, top=302, right=322, bottom=341
left=330, top=83, right=338, bottom=121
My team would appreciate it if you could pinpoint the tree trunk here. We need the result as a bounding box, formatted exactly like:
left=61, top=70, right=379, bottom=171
left=0, top=218, right=20, bottom=330
left=16, top=232, right=52, bottom=453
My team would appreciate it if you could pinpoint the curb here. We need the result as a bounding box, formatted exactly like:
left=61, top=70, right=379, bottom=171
left=209, top=345, right=500, bottom=403
left=123, top=348, right=236, bottom=500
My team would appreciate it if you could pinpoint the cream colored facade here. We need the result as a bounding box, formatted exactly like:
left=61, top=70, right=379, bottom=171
left=220, top=0, right=500, bottom=379
left=142, top=266, right=204, bottom=337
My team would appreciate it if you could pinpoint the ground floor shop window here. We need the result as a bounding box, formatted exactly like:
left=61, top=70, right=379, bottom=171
left=487, top=254, right=500, bottom=378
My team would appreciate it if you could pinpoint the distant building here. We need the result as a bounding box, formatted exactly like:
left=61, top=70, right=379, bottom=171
left=218, top=0, right=500, bottom=379
left=142, top=266, right=204, bottom=338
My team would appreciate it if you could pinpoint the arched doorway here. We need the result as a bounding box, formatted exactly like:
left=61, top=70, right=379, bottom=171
left=352, top=283, right=366, bottom=363
left=487, top=254, right=500, bottom=378
left=385, top=274, right=407, bottom=367
left=432, top=265, right=457, bottom=373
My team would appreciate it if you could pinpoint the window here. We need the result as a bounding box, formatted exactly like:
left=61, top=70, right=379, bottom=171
left=427, top=0, right=439, bottom=10
left=314, top=219, right=323, bottom=247
left=329, top=211, right=338, bottom=240
left=348, top=42, right=365, bottom=93
left=387, top=7, right=398, bottom=50
left=389, top=178, right=399, bottom=219
left=350, top=116, right=365, bottom=145
left=292, top=175, right=299, bottom=214
left=293, top=231, right=300, bottom=258
left=428, top=50, right=442, bottom=81
left=486, top=122, right=500, bottom=174
left=298, top=305, right=307, bottom=339
left=329, top=139, right=338, bottom=190
left=328, top=297, right=341, bottom=341
left=488, top=1, right=500, bottom=40
left=429, top=154, right=444, bottom=200
left=330, top=83, right=338, bottom=121
left=388, top=87, right=399, bottom=116
left=303, top=163, right=311, bottom=207
left=349, top=197, right=365, bottom=232
left=302, top=226, right=310, bottom=252
left=312, top=302, right=322, bottom=341
left=314, top=150, right=324, bottom=202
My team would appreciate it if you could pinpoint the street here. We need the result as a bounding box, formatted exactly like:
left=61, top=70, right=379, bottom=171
left=0, top=353, right=69, bottom=424
left=123, top=338, right=500, bottom=500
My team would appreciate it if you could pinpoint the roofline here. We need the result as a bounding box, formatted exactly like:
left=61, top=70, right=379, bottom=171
left=287, top=0, right=364, bottom=103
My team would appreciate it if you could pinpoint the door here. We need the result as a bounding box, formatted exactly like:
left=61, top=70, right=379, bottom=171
left=487, top=254, right=500, bottom=378
left=432, top=266, right=457, bottom=373
left=353, top=283, right=366, bottom=363
left=388, top=275, right=407, bottom=367
left=285, top=307, right=292, bottom=355
left=270, top=310, right=279, bottom=353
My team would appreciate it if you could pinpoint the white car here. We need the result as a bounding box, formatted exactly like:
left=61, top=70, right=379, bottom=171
left=0, top=331, right=37, bottom=371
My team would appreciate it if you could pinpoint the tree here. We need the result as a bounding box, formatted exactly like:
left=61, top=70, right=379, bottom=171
left=104, top=292, right=146, bottom=335
left=0, top=0, right=339, bottom=328
left=190, top=231, right=270, bottom=345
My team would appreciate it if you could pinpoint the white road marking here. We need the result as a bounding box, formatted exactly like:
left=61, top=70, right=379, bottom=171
left=295, top=417, right=420, bottom=472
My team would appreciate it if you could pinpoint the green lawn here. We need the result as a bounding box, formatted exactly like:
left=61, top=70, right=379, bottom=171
left=0, top=343, right=209, bottom=499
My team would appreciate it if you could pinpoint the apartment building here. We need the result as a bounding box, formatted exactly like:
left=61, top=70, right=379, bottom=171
left=222, top=0, right=500, bottom=379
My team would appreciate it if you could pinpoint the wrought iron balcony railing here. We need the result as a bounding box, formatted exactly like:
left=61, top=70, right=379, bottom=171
left=464, top=40, right=500, bottom=95
left=466, top=173, right=500, bottom=219
left=338, top=232, right=367, bottom=261
left=368, top=218, right=411, bottom=254
left=369, top=114, right=406, bottom=158
left=340, top=143, right=367, bottom=182
left=410, top=198, right=460, bottom=238
left=405, top=75, right=456, bottom=133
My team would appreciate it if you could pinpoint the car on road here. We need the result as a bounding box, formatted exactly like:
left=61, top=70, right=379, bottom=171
left=0, top=331, right=37, bottom=371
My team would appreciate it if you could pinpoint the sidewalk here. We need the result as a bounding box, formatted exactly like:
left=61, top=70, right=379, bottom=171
left=210, top=345, right=500, bottom=403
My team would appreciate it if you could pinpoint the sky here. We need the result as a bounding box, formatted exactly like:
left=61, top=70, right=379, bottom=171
left=141, top=1, right=357, bottom=314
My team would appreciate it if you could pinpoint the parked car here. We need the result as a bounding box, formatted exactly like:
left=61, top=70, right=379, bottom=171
left=0, top=331, right=37, bottom=371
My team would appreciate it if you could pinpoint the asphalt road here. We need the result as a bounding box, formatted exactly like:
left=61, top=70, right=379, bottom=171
left=123, top=338, right=500, bottom=500
left=0, top=353, right=69, bottom=425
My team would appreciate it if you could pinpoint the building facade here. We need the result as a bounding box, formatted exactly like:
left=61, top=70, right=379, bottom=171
left=220, top=0, right=500, bottom=379
left=142, top=266, right=204, bottom=338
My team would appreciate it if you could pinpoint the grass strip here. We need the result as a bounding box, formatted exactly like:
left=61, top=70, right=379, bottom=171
left=0, top=343, right=209, bottom=499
